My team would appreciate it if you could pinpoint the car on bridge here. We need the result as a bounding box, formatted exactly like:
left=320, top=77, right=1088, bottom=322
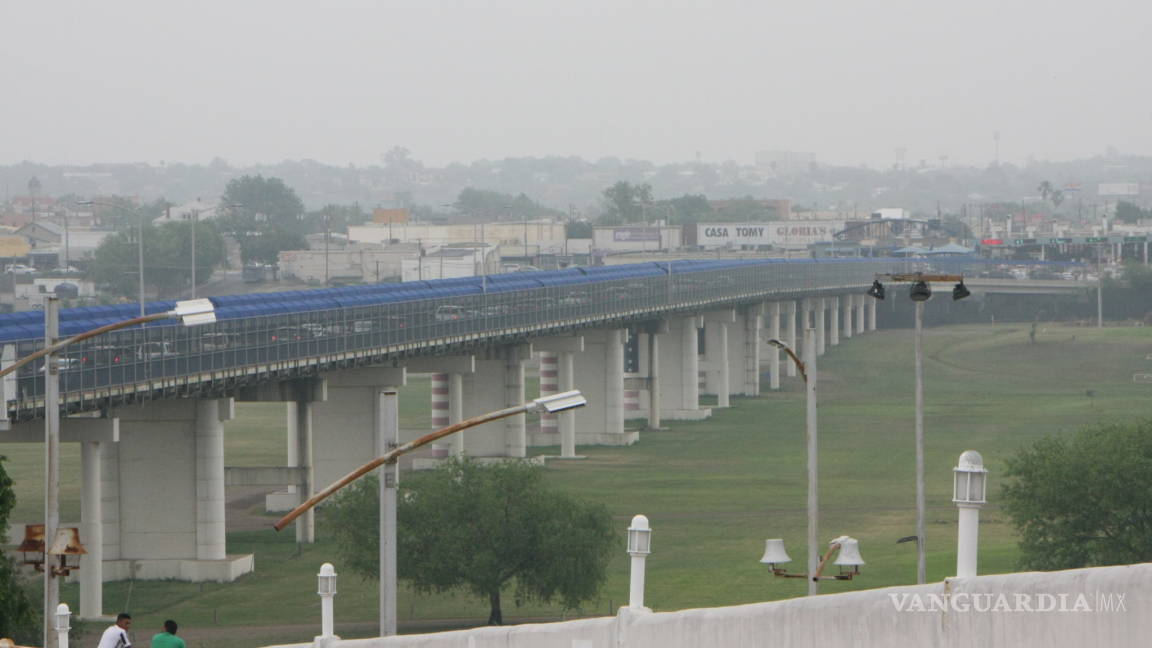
left=434, top=305, right=470, bottom=321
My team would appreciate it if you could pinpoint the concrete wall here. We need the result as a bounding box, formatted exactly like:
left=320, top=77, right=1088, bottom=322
left=269, top=564, right=1152, bottom=648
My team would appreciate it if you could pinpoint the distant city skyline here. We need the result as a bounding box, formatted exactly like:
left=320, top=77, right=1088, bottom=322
left=2, top=1, right=1149, bottom=170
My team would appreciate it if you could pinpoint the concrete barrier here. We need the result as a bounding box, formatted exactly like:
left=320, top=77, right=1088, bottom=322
left=265, top=563, right=1149, bottom=648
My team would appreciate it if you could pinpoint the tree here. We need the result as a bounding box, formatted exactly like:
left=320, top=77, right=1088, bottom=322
left=0, top=456, right=38, bottom=643
left=453, top=188, right=561, bottom=221
left=217, top=176, right=307, bottom=264
left=1115, top=201, right=1150, bottom=224
left=1001, top=419, right=1152, bottom=570
left=600, top=181, right=652, bottom=224
left=89, top=221, right=226, bottom=299
left=666, top=194, right=712, bottom=224
left=328, top=458, right=616, bottom=625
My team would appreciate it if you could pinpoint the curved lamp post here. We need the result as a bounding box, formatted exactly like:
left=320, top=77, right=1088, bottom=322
left=0, top=296, right=217, bottom=648
left=273, top=389, right=587, bottom=636
left=764, top=332, right=819, bottom=595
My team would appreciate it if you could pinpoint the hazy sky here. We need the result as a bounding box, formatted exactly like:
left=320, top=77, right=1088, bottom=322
left=2, top=1, right=1149, bottom=169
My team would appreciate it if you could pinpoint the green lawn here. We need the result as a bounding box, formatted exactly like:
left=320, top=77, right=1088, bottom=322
left=8, top=323, right=1152, bottom=647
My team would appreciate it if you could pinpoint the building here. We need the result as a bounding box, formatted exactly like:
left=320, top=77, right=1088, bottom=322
left=592, top=226, right=681, bottom=254
left=401, top=245, right=501, bottom=282
left=278, top=243, right=424, bottom=284
left=348, top=221, right=567, bottom=256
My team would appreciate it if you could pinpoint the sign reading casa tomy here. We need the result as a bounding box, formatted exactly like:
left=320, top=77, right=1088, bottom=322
left=696, top=221, right=843, bottom=248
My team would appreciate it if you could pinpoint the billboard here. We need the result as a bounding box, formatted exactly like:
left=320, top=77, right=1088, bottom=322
left=695, top=222, right=843, bottom=248
left=1098, top=183, right=1139, bottom=197
left=612, top=227, right=662, bottom=242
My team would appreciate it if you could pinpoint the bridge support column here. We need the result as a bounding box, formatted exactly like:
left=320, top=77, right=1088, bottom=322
left=196, top=399, right=232, bottom=561
left=868, top=296, right=878, bottom=331
left=657, top=316, right=710, bottom=420
left=815, top=297, right=827, bottom=356
left=533, top=337, right=584, bottom=455
left=842, top=294, right=854, bottom=339
left=80, top=440, right=103, bottom=618
left=571, top=329, right=635, bottom=444
left=311, top=368, right=404, bottom=505
left=110, top=398, right=253, bottom=581
left=537, top=353, right=560, bottom=439
left=855, top=294, right=866, bottom=334
left=768, top=302, right=781, bottom=390
left=461, top=345, right=532, bottom=456
left=739, top=304, right=762, bottom=396
left=830, top=296, right=841, bottom=346
left=702, top=310, right=736, bottom=408
left=448, top=373, right=464, bottom=456
left=430, top=373, right=451, bottom=458
left=787, top=301, right=798, bottom=376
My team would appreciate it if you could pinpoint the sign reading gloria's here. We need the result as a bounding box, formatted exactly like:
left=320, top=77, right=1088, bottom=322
left=696, top=221, right=843, bottom=248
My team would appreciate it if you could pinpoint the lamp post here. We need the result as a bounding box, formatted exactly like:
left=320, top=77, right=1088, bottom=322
left=317, top=563, right=338, bottom=640
left=54, top=603, right=70, bottom=648
left=626, top=514, right=652, bottom=609
left=953, top=450, right=988, bottom=578
left=866, top=273, right=969, bottom=584
left=75, top=200, right=146, bottom=317
left=0, top=297, right=218, bottom=648
left=765, top=332, right=819, bottom=595
left=274, top=389, right=589, bottom=634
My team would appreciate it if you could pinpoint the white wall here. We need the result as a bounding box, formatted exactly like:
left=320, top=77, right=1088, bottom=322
left=265, top=563, right=1152, bottom=648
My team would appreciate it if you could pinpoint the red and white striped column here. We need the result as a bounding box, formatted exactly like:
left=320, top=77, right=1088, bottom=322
left=430, top=373, right=450, bottom=458
left=538, top=352, right=560, bottom=438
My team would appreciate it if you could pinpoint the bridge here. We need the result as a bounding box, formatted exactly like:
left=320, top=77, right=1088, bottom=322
left=0, top=256, right=1092, bottom=621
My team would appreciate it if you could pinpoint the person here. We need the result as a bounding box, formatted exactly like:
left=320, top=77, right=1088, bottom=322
left=150, top=620, right=185, bottom=648
left=97, top=613, right=132, bottom=648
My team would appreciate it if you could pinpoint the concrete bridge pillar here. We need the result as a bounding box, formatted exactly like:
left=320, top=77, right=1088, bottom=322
left=110, top=398, right=252, bottom=580
left=830, top=295, right=841, bottom=346
left=815, top=297, right=827, bottom=356
left=786, top=301, right=798, bottom=377
left=855, top=293, right=866, bottom=334
left=702, top=309, right=736, bottom=408
left=739, top=304, right=763, bottom=396
left=842, top=294, right=854, bottom=339
left=533, top=337, right=584, bottom=455
left=537, top=353, right=560, bottom=437
left=195, top=399, right=231, bottom=561
left=403, top=356, right=474, bottom=458
left=461, top=345, right=531, bottom=456
left=768, top=301, right=781, bottom=390
left=571, top=329, right=635, bottom=444
left=657, top=316, right=710, bottom=420
left=868, top=295, right=878, bottom=331
left=430, top=373, right=451, bottom=457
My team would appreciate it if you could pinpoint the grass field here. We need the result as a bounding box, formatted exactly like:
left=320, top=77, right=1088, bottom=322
left=6, top=322, right=1152, bottom=648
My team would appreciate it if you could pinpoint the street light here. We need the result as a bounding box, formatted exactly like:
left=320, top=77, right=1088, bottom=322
left=867, top=273, right=969, bottom=584
left=273, top=389, right=588, bottom=635
left=953, top=450, right=988, bottom=578
left=760, top=535, right=865, bottom=581
left=0, top=296, right=217, bottom=648
left=76, top=200, right=146, bottom=317
left=765, top=333, right=819, bottom=595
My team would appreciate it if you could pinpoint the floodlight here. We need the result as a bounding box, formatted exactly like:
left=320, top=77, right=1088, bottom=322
left=170, top=298, right=217, bottom=326
left=532, top=389, right=587, bottom=413
left=952, top=281, right=970, bottom=301
left=909, top=281, right=932, bottom=302
left=867, top=280, right=886, bottom=300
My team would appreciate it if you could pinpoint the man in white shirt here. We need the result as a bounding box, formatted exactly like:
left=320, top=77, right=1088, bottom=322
left=97, top=613, right=132, bottom=648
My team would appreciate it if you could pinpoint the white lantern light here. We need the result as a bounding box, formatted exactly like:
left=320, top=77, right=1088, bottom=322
left=55, top=603, right=71, bottom=633
left=833, top=536, right=865, bottom=570
left=627, top=514, right=651, bottom=555
left=759, top=539, right=792, bottom=568
left=317, top=562, right=338, bottom=596
left=952, top=450, right=988, bottom=505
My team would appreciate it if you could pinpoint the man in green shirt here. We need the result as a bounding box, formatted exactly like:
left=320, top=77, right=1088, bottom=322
left=150, top=620, right=185, bottom=648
